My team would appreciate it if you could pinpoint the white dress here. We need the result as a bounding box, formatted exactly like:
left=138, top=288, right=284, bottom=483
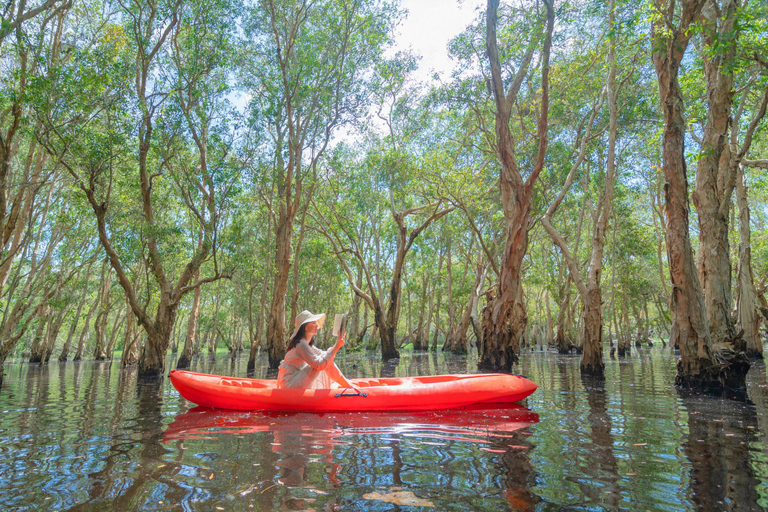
left=277, top=339, right=347, bottom=389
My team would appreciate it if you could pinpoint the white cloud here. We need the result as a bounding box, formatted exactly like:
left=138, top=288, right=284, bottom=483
left=393, top=0, right=484, bottom=83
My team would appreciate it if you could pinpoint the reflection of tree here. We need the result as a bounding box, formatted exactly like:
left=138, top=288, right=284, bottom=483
left=681, top=393, right=761, bottom=510
left=70, top=369, right=136, bottom=506
left=64, top=379, right=184, bottom=511
left=748, top=363, right=768, bottom=456
left=430, top=350, right=441, bottom=375
left=581, top=375, right=619, bottom=509
left=379, top=359, right=398, bottom=378
left=408, top=352, right=429, bottom=376
left=497, top=415, right=537, bottom=511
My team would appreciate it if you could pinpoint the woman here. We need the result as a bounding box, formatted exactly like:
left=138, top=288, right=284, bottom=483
left=277, top=310, right=356, bottom=390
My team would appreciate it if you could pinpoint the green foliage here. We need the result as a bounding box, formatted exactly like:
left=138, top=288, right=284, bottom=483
left=1, top=0, right=766, bottom=366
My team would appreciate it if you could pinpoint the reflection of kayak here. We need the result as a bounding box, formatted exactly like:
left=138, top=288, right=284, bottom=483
left=169, top=370, right=538, bottom=412
left=163, top=404, right=539, bottom=444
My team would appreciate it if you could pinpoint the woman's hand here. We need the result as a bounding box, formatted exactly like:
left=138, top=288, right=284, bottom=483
left=336, top=333, right=346, bottom=349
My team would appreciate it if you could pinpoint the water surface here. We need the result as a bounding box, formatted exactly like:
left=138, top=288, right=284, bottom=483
left=1, top=348, right=767, bottom=511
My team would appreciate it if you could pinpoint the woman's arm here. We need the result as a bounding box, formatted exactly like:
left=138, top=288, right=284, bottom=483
left=294, top=336, right=345, bottom=371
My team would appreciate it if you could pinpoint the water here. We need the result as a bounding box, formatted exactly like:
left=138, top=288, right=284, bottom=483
left=1, top=348, right=767, bottom=511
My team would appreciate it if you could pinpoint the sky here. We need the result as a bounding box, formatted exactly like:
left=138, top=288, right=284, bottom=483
left=392, top=0, right=485, bottom=83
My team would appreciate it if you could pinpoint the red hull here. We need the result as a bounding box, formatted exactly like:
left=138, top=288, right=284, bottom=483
left=169, top=370, right=538, bottom=412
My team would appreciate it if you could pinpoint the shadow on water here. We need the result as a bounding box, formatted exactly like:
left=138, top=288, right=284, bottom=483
left=2, top=349, right=768, bottom=510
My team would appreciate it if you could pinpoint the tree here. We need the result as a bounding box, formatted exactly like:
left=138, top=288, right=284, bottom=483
left=37, top=0, right=236, bottom=378
left=242, top=0, right=397, bottom=368
left=314, top=146, right=453, bottom=360
left=480, top=0, right=555, bottom=372
left=650, top=0, right=749, bottom=390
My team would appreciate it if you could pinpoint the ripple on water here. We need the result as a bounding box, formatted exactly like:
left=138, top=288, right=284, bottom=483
left=1, top=350, right=768, bottom=510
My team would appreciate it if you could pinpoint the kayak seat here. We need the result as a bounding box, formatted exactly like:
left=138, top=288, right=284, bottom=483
left=355, top=379, right=401, bottom=388
left=220, top=379, right=267, bottom=389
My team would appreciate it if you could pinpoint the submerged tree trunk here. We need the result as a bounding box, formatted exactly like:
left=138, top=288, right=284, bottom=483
left=248, top=265, right=271, bottom=372
left=75, top=292, right=101, bottom=361
left=541, top=1, right=619, bottom=375
left=617, top=291, right=632, bottom=357
left=414, top=272, right=428, bottom=351
left=480, top=0, right=554, bottom=372
left=60, top=259, right=96, bottom=362
left=105, top=305, right=125, bottom=359
left=43, top=307, right=67, bottom=363
left=651, top=0, right=748, bottom=391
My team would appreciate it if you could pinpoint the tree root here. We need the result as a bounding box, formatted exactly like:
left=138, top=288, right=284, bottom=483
left=675, top=347, right=750, bottom=397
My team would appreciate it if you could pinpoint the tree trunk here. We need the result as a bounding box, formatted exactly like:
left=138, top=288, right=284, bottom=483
left=736, top=164, right=762, bottom=358
left=453, top=252, right=488, bottom=354
left=177, top=266, right=201, bottom=369
left=620, top=291, right=632, bottom=356
left=75, top=293, right=101, bottom=361
left=121, top=299, right=139, bottom=368
left=139, top=311, right=175, bottom=378
left=414, top=271, right=428, bottom=351
left=248, top=264, right=271, bottom=372
left=266, top=210, right=294, bottom=368
left=290, top=203, right=309, bottom=323
left=545, top=290, right=554, bottom=346
left=106, top=306, right=126, bottom=359
left=28, top=305, right=50, bottom=363
left=693, top=0, right=738, bottom=343
left=445, top=240, right=457, bottom=348
left=432, top=290, right=442, bottom=352
left=480, top=0, right=554, bottom=372
left=43, top=307, right=67, bottom=363
left=580, top=1, right=619, bottom=375
left=556, top=278, right=572, bottom=354
left=381, top=257, right=403, bottom=361
left=651, top=0, right=748, bottom=390
left=93, top=260, right=111, bottom=361
left=351, top=268, right=362, bottom=344
left=420, top=251, right=442, bottom=352
left=59, top=259, right=95, bottom=362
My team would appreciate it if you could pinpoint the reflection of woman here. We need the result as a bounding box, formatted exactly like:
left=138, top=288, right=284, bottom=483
left=277, top=310, right=356, bottom=390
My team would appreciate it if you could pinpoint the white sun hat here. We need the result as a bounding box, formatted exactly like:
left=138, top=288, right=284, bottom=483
left=289, top=310, right=326, bottom=340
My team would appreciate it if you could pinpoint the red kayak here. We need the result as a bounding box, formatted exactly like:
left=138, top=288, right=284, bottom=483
left=169, top=370, right=538, bottom=412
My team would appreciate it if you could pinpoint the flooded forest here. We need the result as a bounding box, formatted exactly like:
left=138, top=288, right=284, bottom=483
left=1, top=0, right=768, bottom=391
left=2, top=0, right=768, bottom=510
